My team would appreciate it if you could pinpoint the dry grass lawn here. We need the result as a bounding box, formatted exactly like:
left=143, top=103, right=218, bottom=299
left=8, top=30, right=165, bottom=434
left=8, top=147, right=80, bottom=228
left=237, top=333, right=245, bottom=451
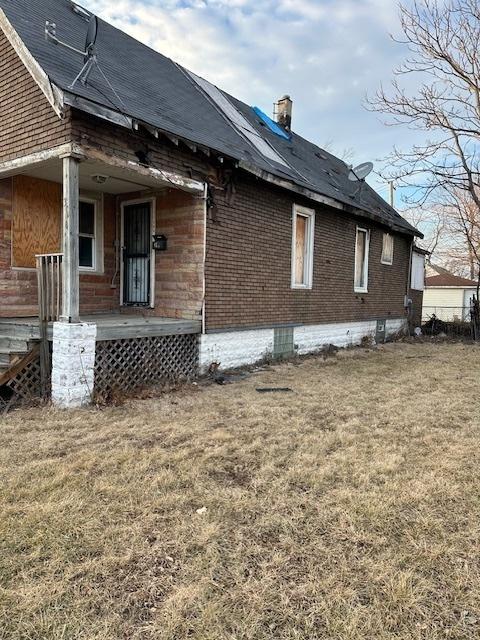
left=1, top=342, right=480, bottom=639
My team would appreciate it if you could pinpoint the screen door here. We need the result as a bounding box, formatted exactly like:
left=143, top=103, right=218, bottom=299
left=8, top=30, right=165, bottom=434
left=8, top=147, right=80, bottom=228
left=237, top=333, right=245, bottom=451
left=122, top=202, right=152, bottom=305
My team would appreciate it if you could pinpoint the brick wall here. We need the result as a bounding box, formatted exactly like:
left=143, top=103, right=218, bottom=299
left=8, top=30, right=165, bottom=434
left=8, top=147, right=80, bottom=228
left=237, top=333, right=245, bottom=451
left=205, top=173, right=413, bottom=331
left=0, top=31, right=70, bottom=162
left=117, top=188, right=205, bottom=320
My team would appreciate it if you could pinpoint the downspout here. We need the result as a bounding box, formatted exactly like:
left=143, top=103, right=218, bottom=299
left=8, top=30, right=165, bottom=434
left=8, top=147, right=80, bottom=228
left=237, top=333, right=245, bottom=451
left=405, top=238, right=414, bottom=327
left=201, top=182, right=208, bottom=334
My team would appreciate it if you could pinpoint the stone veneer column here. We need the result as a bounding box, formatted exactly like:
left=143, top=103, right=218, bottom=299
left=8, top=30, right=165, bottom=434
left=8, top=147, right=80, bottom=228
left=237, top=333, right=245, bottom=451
left=51, top=322, right=97, bottom=408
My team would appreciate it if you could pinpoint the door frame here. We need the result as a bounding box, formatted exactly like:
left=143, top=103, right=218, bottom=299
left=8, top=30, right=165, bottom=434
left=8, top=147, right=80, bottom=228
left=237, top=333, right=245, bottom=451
left=120, top=197, right=156, bottom=309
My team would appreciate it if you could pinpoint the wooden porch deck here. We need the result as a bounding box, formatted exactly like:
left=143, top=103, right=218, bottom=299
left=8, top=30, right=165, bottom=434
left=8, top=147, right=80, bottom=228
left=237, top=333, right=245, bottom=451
left=0, top=315, right=202, bottom=342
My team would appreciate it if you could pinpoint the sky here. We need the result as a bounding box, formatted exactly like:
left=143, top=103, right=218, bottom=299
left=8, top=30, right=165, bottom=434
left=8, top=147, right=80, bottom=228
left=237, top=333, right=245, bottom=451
left=80, top=0, right=419, bottom=203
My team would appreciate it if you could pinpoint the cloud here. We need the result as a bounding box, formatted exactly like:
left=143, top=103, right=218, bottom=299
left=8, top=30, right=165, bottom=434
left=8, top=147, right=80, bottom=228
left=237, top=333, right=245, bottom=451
left=80, top=0, right=418, bottom=197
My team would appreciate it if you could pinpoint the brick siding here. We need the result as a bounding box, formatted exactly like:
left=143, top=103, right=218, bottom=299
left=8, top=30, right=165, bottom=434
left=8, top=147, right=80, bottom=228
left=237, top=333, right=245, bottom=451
left=0, top=31, right=70, bottom=162
left=205, top=173, right=413, bottom=330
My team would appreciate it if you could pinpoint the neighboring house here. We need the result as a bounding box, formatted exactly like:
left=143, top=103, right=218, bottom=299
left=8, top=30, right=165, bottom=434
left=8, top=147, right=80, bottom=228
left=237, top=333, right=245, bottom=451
left=0, top=0, right=423, bottom=407
left=423, top=266, right=477, bottom=322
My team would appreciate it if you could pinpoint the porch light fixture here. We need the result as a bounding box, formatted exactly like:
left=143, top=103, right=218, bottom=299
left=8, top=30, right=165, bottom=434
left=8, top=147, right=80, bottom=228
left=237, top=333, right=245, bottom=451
left=153, top=234, right=167, bottom=251
left=91, top=174, right=109, bottom=184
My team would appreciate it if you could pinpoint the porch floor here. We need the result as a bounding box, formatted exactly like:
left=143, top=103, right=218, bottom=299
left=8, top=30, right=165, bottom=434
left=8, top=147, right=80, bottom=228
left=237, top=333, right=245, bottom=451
left=0, top=314, right=202, bottom=342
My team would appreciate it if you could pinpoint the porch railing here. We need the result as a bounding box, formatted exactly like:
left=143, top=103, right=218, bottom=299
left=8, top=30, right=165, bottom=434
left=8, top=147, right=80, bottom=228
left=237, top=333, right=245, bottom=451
left=35, top=253, right=63, bottom=394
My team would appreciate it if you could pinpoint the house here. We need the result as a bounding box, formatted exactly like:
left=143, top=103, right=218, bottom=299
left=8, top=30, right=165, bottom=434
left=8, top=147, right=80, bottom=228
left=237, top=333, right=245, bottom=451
left=423, top=265, right=477, bottom=322
left=0, top=0, right=423, bottom=407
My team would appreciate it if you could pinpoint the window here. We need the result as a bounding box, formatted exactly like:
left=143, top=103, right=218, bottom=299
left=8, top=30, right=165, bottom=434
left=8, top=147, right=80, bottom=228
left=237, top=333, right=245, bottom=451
left=381, top=232, right=394, bottom=265
left=291, top=205, right=315, bottom=288
left=354, top=227, right=369, bottom=292
left=411, top=251, right=425, bottom=291
left=79, top=200, right=96, bottom=270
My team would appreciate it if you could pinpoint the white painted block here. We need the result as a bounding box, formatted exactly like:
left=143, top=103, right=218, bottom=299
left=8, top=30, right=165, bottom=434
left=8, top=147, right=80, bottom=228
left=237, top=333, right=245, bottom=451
left=51, top=322, right=97, bottom=408
left=199, top=317, right=407, bottom=372
left=199, top=329, right=274, bottom=371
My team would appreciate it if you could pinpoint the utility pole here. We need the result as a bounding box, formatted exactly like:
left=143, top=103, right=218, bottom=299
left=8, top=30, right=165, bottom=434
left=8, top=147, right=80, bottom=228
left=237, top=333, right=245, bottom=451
left=389, top=181, right=396, bottom=208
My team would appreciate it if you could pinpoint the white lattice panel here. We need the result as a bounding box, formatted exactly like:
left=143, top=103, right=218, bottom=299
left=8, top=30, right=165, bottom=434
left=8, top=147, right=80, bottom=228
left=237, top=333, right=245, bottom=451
left=94, top=334, right=199, bottom=395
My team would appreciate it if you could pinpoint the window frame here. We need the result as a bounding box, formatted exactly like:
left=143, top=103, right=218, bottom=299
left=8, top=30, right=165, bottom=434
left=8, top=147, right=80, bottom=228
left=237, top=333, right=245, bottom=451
left=291, top=204, right=315, bottom=290
left=354, top=226, right=370, bottom=293
left=78, top=195, right=104, bottom=274
left=381, top=232, right=394, bottom=265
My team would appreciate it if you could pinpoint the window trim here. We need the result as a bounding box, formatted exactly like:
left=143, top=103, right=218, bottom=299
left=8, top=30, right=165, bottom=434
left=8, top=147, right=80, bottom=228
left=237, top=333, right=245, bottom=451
left=354, top=226, right=370, bottom=293
left=291, top=204, right=315, bottom=289
left=78, top=195, right=104, bottom=274
left=381, top=232, right=394, bottom=265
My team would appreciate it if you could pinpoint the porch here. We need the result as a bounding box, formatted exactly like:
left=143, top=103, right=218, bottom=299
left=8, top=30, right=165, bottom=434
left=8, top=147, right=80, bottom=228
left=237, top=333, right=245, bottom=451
left=0, top=314, right=202, bottom=342
left=0, top=142, right=207, bottom=406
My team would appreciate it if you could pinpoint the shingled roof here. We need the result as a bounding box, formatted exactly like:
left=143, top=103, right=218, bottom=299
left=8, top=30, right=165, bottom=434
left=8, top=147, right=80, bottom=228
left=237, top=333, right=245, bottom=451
left=0, top=0, right=421, bottom=237
left=426, top=273, right=477, bottom=288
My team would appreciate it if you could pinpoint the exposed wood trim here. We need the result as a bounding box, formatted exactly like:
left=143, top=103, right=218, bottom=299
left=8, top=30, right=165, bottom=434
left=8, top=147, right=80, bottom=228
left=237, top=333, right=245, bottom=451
left=0, top=345, right=40, bottom=387
left=0, top=142, right=205, bottom=194
left=63, top=92, right=133, bottom=129
left=141, top=122, right=159, bottom=138
left=79, top=143, right=205, bottom=194
left=0, top=9, right=64, bottom=118
left=165, top=134, right=179, bottom=146
left=60, top=156, right=80, bottom=323
left=0, top=143, right=79, bottom=177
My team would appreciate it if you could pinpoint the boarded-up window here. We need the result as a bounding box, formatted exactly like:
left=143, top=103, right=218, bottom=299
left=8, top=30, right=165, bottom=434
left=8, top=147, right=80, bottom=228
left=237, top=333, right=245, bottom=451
left=291, top=205, right=315, bottom=288
left=12, top=176, right=61, bottom=268
left=354, top=227, right=369, bottom=292
left=381, top=232, right=394, bottom=265
left=411, top=251, right=425, bottom=291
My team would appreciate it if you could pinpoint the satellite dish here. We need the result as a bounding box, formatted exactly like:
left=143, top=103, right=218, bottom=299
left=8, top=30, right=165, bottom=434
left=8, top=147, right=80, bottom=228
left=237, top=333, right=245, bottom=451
left=348, top=162, right=374, bottom=182
left=84, top=15, right=98, bottom=61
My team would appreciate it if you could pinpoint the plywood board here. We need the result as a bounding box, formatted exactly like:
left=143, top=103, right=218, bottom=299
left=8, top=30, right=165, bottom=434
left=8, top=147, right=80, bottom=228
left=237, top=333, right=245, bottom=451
left=295, top=214, right=307, bottom=285
left=12, top=175, right=61, bottom=268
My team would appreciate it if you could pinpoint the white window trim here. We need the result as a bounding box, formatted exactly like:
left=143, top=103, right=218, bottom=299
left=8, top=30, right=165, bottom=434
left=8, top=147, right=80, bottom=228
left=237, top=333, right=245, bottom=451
left=381, top=232, right=394, bottom=265
left=354, top=226, right=370, bottom=293
left=291, top=204, right=315, bottom=289
left=120, top=197, right=156, bottom=309
left=78, top=194, right=104, bottom=274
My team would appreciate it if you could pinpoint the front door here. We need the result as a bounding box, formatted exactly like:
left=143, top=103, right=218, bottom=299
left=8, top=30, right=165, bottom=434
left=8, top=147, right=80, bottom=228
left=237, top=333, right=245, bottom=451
left=122, top=201, right=152, bottom=306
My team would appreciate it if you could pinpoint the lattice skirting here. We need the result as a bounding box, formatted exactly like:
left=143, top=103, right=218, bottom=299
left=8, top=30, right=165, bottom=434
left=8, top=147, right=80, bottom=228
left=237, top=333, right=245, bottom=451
left=94, top=334, right=199, bottom=396
left=4, top=354, right=43, bottom=405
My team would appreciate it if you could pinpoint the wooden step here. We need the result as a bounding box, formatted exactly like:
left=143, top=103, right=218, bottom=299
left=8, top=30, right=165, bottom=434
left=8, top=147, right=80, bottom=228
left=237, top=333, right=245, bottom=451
left=0, top=321, right=40, bottom=341
left=0, top=337, right=30, bottom=353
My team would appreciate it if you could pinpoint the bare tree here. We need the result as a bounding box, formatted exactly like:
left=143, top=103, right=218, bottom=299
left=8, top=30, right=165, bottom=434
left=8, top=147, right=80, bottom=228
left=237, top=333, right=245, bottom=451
left=367, top=0, right=480, bottom=289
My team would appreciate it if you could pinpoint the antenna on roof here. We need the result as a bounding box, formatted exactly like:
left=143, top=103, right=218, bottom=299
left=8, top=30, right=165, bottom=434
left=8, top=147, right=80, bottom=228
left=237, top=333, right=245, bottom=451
left=348, top=162, right=373, bottom=182
left=45, top=14, right=98, bottom=89
left=347, top=162, right=373, bottom=201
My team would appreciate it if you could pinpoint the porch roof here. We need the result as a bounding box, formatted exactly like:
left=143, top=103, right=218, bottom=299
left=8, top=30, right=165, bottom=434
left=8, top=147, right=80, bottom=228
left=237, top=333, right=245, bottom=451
left=0, top=143, right=205, bottom=195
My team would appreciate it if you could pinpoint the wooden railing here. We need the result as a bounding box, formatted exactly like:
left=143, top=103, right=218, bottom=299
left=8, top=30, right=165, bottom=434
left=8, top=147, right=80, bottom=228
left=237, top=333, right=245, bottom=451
left=35, top=253, right=63, bottom=394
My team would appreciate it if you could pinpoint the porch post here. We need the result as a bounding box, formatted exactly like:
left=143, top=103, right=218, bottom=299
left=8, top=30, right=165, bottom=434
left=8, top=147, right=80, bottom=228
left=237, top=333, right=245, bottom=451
left=60, top=155, right=80, bottom=323
left=51, top=153, right=97, bottom=408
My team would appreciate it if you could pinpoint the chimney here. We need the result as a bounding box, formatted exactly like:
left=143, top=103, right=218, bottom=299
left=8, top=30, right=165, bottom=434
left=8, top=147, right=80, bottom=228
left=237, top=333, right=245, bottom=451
left=276, top=95, right=293, bottom=130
